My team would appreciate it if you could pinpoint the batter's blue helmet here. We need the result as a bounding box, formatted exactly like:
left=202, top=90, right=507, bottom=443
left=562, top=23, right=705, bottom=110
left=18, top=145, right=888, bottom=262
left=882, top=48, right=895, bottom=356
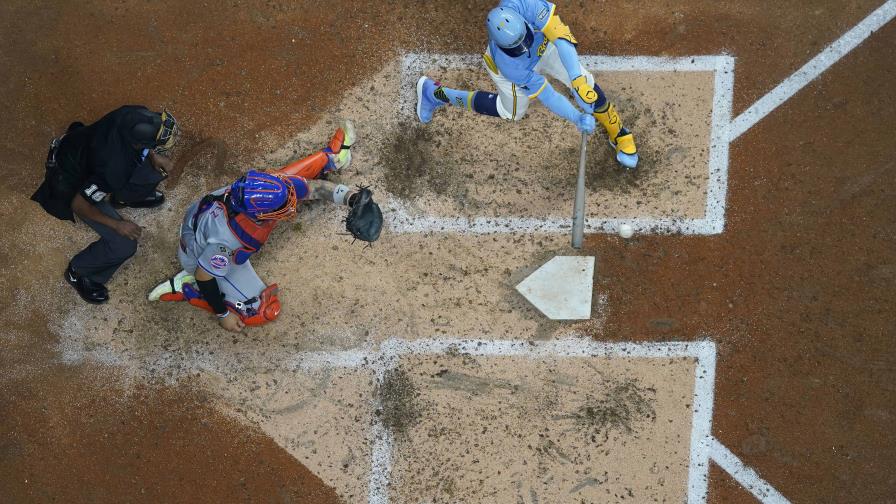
left=486, top=7, right=534, bottom=57
left=229, top=170, right=297, bottom=221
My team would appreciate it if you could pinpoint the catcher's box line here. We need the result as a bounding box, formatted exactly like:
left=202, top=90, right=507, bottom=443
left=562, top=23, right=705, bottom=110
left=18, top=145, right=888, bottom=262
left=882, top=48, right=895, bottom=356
left=290, top=337, right=738, bottom=504
left=728, top=0, right=896, bottom=141
left=709, top=437, right=791, bottom=504
left=395, top=53, right=735, bottom=236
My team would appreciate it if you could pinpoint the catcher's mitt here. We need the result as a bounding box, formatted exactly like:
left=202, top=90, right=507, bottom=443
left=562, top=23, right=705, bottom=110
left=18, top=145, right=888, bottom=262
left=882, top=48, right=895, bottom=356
left=345, top=186, right=382, bottom=243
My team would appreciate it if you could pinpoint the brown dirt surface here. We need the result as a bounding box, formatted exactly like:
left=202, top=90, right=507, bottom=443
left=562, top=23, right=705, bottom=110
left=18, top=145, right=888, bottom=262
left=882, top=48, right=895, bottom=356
left=586, top=10, right=896, bottom=504
left=2, top=0, right=895, bottom=503
left=0, top=362, right=342, bottom=503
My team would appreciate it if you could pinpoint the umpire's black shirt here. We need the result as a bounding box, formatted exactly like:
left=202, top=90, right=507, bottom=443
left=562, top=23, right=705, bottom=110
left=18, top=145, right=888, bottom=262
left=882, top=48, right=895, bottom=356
left=32, top=105, right=156, bottom=221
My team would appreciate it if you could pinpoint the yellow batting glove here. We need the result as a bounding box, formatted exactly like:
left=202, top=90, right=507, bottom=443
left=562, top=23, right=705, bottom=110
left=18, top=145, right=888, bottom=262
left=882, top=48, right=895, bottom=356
left=571, top=75, right=597, bottom=105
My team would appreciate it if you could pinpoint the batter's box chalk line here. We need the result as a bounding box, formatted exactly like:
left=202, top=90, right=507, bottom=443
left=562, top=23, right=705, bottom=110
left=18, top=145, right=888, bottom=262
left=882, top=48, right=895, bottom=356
left=391, top=53, right=735, bottom=237
left=291, top=337, right=782, bottom=503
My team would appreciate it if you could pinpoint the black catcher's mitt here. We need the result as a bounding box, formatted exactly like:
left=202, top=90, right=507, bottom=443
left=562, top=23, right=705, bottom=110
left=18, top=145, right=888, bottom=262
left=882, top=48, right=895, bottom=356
left=345, top=186, right=383, bottom=244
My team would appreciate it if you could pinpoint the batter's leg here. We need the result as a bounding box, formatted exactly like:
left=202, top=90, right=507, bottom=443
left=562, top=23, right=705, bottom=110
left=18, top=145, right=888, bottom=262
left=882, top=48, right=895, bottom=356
left=483, top=50, right=531, bottom=121
left=540, top=43, right=638, bottom=168
left=416, top=50, right=511, bottom=123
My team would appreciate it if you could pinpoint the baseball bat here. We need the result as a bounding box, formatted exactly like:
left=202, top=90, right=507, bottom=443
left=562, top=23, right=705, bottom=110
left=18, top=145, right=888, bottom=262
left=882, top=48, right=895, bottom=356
left=571, top=132, right=587, bottom=249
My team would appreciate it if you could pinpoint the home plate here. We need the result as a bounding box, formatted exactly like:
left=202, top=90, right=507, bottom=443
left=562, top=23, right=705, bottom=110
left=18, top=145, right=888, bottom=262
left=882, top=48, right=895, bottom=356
left=515, top=256, right=595, bottom=320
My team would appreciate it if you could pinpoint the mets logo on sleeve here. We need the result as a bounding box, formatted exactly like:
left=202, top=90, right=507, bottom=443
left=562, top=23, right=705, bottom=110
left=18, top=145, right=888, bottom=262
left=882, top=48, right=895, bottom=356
left=210, top=254, right=229, bottom=269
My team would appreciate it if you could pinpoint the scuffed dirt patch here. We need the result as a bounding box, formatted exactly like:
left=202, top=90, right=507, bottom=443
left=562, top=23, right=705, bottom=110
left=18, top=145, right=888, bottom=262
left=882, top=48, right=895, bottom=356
left=379, top=121, right=472, bottom=207
left=378, top=366, right=426, bottom=437
left=389, top=354, right=696, bottom=503
left=568, top=377, right=657, bottom=444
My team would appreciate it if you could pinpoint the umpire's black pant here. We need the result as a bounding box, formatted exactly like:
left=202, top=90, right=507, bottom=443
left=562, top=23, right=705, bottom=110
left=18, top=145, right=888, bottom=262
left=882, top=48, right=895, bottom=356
left=69, top=161, right=165, bottom=284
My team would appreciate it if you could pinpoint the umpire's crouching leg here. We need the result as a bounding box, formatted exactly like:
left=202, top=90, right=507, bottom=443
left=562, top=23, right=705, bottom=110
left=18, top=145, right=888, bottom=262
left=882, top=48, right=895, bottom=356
left=68, top=201, right=138, bottom=303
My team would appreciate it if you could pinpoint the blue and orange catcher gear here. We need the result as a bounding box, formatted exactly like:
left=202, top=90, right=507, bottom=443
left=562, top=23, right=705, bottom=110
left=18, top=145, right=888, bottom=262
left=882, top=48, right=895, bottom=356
left=228, top=170, right=298, bottom=221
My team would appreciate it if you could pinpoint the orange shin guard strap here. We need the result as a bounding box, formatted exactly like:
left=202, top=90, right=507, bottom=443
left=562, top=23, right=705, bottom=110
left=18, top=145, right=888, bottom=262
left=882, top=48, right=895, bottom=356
left=240, top=285, right=281, bottom=326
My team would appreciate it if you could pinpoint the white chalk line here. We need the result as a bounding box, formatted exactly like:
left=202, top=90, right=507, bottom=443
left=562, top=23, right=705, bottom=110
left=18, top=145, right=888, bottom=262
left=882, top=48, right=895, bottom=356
left=688, top=339, right=718, bottom=502
left=356, top=2, right=896, bottom=493
left=367, top=361, right=394, bottom=504
left=701, top=3, right=896, bottom=501
left=393, top=53, right=735, bottom=236
left=705, top=56, right=735, bottom=234
left=709, top=437, right=792, bottom=503
left=289, top=336, right=716, bottom=504
left=728, top=0, right=896, bottom=141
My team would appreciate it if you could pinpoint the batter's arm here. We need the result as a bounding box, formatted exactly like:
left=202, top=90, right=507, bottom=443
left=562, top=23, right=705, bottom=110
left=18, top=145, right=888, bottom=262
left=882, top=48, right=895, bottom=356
left=537, top=83, right=595, bottom=133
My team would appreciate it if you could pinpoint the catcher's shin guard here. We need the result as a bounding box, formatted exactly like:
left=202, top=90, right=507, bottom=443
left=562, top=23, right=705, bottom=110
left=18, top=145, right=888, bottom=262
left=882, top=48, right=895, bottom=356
left=594, top=102, right=639, bottom=169
left=181, top=283, right=280, bottom=327
left=279, top=121, right=355, bottom=178
left=239, top=285, right=281, bottom=326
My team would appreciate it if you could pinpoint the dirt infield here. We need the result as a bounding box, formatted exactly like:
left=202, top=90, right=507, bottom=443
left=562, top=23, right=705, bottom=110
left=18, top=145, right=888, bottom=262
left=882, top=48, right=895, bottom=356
left=2, top=1, right=895, bottom=503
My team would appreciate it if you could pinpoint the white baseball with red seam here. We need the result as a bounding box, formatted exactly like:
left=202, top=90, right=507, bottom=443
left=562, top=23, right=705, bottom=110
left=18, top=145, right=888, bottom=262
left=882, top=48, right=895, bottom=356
left=618, top=224, right=634, bottom=239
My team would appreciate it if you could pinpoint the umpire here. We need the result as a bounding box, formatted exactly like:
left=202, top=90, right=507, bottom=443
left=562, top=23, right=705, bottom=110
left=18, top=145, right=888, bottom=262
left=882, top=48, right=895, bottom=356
left=31, top=105, right=179, bottom=304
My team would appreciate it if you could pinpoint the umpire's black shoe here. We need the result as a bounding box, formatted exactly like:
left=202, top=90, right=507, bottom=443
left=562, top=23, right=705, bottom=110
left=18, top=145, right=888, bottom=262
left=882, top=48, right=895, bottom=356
left=64, top=264, right=109, bottom=304
left=112, top=190, right=165, bottom=209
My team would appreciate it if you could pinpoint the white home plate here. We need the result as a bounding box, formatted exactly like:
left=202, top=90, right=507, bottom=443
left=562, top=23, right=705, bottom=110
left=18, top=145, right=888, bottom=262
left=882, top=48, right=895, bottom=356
left=515, top=256, right=595, bottom=320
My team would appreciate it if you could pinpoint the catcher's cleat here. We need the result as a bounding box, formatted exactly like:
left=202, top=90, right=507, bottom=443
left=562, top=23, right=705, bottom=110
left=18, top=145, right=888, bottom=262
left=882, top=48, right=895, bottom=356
left=594, top=102, right=638, bottom=169
left=324, top=120, right=356, bottom=173
left=416, top=77, right=446, bottom=124
left=340, top=119, right=356, bottom=149
left=148, top=270, right=194, bottom=301
left=336, top=120, right=355, bottom=168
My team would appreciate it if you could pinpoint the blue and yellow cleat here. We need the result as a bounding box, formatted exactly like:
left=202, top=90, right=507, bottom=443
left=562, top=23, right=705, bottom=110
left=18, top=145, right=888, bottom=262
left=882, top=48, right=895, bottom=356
left=416, top=76, right=446, bottom=124
left=612, top=128, right=639, bottom=169
left=594, top=102, right=639, bottom=169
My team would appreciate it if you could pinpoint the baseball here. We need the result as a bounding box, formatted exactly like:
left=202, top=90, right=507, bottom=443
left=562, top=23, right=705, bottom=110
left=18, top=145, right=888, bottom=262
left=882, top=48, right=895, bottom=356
left=618, top=224, right=634, bottom=239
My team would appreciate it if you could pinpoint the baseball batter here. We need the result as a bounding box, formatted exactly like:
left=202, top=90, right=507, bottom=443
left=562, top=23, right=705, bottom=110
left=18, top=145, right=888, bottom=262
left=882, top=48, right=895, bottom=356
left=148, top=121, right=382, bottom=332
left=415, top=0, right=639, bottom=169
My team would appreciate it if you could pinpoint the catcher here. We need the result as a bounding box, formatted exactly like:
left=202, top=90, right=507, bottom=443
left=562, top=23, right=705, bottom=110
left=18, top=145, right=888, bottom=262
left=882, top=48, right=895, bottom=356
left=148, top=120, right=382, bottom=332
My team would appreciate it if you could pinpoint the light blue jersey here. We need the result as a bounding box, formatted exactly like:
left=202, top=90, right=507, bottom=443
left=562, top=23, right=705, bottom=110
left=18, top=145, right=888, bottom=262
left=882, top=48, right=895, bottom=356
left=488, top=0, right=557, bottom=96
left=499, top=0, right=554, bottom=29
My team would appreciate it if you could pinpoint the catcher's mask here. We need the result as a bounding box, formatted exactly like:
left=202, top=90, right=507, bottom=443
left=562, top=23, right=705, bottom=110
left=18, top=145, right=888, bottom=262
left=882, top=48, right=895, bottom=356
left=486, top=7, right=534, bottom=58
left=228, top=170, right=297, bottom=221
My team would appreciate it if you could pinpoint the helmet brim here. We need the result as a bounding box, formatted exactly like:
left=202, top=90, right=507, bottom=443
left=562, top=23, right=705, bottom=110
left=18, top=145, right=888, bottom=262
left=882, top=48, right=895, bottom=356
left=498, top=24, right=535, bottom=58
